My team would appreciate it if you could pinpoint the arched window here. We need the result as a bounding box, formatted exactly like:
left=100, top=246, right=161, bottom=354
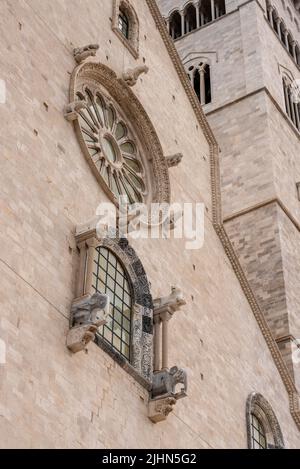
left=118, top=9, right=129, bottom=39
left=283, top=76, right=300, bottom=131
left=215, top=0, right=226, bottom=18
left=184, top=4, right=197, bottom=34
left=169, top=10, right=182, bottom=39
left=200, top=0, right=212, bottom=25
left=280, top=21, right=286, bottom=44
left=69, top=223, right=154, bottom=381
left=287, top=33, right=293, bottom=56
left=246, top=393, right=285, bottom=449
left=272, top=9, right=279, bottom=35
left=187, top=62, right=212, bottom=105
left=112, top=0, right=139, bottom=58
left=250, top=414, right=267, bottom=449
left=93, top=246, right=133, bottom=359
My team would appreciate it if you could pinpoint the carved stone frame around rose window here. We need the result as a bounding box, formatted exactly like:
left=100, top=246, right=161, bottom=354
left=68, top=61, right=170, bottom=207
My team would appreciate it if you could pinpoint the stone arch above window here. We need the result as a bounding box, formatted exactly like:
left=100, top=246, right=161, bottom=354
left=112, top=0, right=139, bottom=58
left=73, top=224, right=154, bottom=386
left=68, top=61, right=170, bottom=207
left=246, top=393, right=285, bottom=449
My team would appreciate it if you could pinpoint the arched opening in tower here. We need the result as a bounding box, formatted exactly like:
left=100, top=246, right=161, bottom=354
left=169, top=11, right=182, bottom=39
left=184, top=4, right=197, bottom=34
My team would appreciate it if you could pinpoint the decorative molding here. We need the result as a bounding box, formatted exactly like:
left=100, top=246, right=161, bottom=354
left=73, top=220, right=154, bottom=381
left=145, top=0, right=300, bottom=430
left=223, top=197, right=300, bottom=234
left=67, top=60, right=171, bottom=206
left=246, top=393, right=285, bottom=448
left=112, top=0, right=139, bottom=59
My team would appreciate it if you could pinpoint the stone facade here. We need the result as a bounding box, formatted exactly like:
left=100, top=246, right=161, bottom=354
left=159, top=0, right=300, bottom=392
left=0, top=0, right=300, bottom=449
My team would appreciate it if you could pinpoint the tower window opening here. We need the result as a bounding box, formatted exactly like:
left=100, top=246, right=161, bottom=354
left=187, top=62, right=212, bottom=105
left=283, top=78, right=300, bottom=131
left=184, top=4, right=197, bottom=34
left=169, top=11, right=182, bottom=39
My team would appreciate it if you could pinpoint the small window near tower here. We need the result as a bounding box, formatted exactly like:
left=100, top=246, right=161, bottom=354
left=118, top=9, right=129, bottom=39
left=112, top=0, right=139, bottom=59
left=283, top=76, right=300, bottom=132
left=187, top=62, right=212, bottom=105
left=250, top=414, right=267, bottom=449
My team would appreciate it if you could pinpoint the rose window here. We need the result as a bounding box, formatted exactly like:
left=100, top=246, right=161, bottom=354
left=76, top=87, right=147, bottom=203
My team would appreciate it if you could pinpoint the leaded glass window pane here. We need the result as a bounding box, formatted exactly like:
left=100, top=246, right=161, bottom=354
left=251, top=414, right=267, bottom=449
left=92, top=246, right=132, bottom=360
left=118, top=10, right=129, bottom=39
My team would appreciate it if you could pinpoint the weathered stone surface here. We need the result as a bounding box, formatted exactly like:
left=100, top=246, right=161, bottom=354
left=0, top=0, right=299, bottom=449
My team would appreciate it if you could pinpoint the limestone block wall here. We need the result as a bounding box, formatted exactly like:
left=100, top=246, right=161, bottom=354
left=0, top=0, right=300, bottom=448
left=208, top=92, right=275, bottom=217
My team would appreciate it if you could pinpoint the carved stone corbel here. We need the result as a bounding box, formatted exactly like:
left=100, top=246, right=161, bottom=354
left=165, top=153, right=183, bottom=168
left=64, top=100, right=86, bottom=122
left=67, top=292, right=110, bottom=353
left=148, top=396, right=177, bottom=423
left=122, top=65, right=149, bottom=86
left=73, top=44, right=99, bottom=64
left=148, top=367, right=188, bottom=423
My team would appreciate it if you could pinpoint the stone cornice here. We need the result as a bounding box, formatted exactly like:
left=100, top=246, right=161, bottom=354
left=223, top=197, right=300, bottom=233
left=206, top=86, right=300, bottom=140
left=147, top=0, right=300, bottom=429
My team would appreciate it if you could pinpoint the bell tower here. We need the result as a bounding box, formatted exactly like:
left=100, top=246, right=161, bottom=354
left=158, top=0, right=300, bottom=388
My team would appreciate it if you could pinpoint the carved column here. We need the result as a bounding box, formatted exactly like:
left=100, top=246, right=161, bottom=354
left=292, top=41, right=297, bottom=62
left=276, top=19, right=281, bottom=41
left=294, top=102, right=300, bottom=129
left=284, top=82, right=291, bottom=119
left=200, top=12, right=204, bottom=26
left=195, top=3, right=200, bottom=28
left=161, top=311, right=171, bottom=370
left=211, top=0, right=215, bottom=21
left=289, top=89, right=296, bottom=125
left=199, top=65, right=206, bottom=105
left=268, top=7, right=274, bottom=28
left=76, top=241, right=88, bottom=297
left=284, top=30, right=289, bottom=50
left=84, top=237, right=98, bottom=295
left=166, top=18, right=170, bottom=34
left=181, top=11, right=185, bottom=35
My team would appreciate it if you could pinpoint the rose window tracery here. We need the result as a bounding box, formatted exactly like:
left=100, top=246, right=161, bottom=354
left=76, top=86, right=147, bottom=203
